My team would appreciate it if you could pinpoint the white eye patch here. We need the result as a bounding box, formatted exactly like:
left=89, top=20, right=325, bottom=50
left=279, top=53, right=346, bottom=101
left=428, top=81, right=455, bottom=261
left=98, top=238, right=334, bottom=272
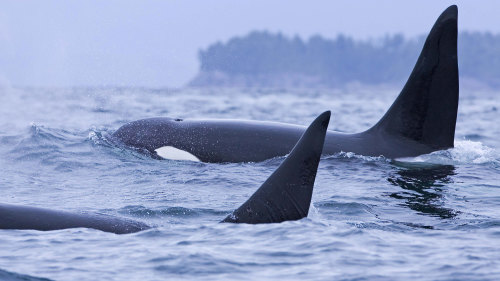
left=154, top=146, right=201, bottom=162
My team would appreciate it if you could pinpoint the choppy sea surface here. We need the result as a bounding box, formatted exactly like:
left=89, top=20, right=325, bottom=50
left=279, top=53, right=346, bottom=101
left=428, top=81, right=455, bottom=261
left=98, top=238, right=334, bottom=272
left=0, top=86, right=499, bottom=281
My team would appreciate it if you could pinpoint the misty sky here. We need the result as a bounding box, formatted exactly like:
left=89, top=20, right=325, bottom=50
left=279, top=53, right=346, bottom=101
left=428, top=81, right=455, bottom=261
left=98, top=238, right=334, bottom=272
left=1, top=0, right=499, bottom=88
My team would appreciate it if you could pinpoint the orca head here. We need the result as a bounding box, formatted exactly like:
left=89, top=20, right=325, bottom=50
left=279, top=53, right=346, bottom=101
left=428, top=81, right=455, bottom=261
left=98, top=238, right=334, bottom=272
left=112, top=117, right=180, bottom=152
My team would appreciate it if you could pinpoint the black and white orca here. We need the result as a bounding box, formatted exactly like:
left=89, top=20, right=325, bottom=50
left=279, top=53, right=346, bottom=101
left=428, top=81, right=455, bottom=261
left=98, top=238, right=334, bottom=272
left=113, top=6, right=459, bottom=163
left=0, top=112, right=330, bottom=234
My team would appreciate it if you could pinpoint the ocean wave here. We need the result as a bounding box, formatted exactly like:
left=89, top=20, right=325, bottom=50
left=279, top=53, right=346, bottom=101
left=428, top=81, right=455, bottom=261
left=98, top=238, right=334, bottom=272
left=88, top=128, right=162, bottom=161
left=27, top=123, right=80, bottom=143
left=118, top=205, right=227, bottom=218
left=326, top=151, right=391, bottom=163
left=315, top=201, right=375, bottom=217
left=8, top=124, right=72, bottom=161
left=87, top=129, right=112, bottom=146
left=2, top=87, right=499, bottom=281
left=0, top=269, right=53, bottom=281
left=396, top=140, right=499, bottom=166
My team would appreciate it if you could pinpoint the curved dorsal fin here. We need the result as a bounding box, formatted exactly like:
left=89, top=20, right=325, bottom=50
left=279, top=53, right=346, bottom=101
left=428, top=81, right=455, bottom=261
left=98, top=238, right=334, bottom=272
left=222, top=111, right=330, bottom=224
left=370, top=5, right=459, bottom=150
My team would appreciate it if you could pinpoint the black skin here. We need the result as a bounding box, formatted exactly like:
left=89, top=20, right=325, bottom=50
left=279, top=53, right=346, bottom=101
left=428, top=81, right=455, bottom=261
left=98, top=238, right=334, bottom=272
left=1, top=5, right=460, bottom=234
left=113, top=6, right=459, bottom=162
left=113, top=6, right=459, bottom=163
left=0, top=203, right=149, bottom=234
left=0, top=112, right=330, bottom=233
left=222, top=111, right=329, bottom=223
left=112, top=117, right=432, bottom=162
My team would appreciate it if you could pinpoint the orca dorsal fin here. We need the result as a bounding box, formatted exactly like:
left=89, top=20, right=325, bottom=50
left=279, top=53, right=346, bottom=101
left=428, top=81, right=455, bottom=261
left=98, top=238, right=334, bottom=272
left=370, top=5, right=458, bottom=150
left=222, top=111, right=330, bottom=224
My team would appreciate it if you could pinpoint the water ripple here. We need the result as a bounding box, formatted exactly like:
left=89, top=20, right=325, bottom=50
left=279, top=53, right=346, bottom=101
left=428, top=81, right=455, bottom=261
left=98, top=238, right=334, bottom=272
left=1, top=87, right=499, bottom=280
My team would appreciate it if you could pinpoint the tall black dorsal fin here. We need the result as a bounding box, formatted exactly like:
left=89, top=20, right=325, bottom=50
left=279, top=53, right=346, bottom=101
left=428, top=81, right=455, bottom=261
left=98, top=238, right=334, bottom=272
left=222, top=111, right=330, bottom=224
left=370, top=5, right=458, bottom=150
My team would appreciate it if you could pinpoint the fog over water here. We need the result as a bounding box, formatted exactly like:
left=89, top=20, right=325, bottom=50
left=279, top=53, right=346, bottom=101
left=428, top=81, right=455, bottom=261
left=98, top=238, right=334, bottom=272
left=1, top=0, right=500, bottom=87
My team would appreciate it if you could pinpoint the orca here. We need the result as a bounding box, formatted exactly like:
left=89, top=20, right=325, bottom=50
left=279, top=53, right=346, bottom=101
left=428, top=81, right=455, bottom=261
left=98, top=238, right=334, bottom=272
left=0, top=204, right=150, bottom=234
left=112, top=5, right=459, bottom=163
left=0, top=112, right=330, bottom=234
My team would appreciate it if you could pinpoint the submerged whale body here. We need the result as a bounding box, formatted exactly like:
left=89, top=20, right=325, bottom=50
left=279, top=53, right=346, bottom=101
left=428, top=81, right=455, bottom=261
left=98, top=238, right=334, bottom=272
left=0, top=112, right=330, bottom=234
left=0, top=204, right=149, bottom=234
left=113, top=5, right=459, bottom=163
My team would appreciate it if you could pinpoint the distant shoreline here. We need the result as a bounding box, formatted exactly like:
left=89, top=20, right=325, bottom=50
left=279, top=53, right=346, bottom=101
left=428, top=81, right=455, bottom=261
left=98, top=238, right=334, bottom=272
left=190, top=31, right=500, bottom=89
left=190, top=71, right=497, bottom=92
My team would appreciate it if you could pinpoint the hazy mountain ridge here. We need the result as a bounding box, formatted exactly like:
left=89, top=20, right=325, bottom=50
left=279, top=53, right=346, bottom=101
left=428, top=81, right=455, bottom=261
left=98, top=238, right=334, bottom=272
left=190, top=31, right=500, bottom=88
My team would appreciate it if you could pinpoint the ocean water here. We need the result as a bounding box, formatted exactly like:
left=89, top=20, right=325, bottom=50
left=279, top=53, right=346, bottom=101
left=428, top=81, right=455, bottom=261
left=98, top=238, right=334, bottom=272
left=0, top=86, right=499, bottom=281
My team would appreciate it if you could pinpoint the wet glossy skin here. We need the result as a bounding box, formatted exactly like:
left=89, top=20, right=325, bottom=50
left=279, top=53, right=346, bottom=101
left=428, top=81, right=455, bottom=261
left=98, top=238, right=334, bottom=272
left=0, top=203, right=149, bottom=234
left=0, top=112, right=331, bottom=232
left=113, top=6, right=458, bottom=163
left=112, top=117, right=433, bottom=163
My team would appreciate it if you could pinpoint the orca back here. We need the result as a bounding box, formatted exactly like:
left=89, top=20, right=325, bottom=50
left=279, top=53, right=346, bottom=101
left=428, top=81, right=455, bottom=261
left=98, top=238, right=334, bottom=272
left=0, top=203, right=149, bottom=234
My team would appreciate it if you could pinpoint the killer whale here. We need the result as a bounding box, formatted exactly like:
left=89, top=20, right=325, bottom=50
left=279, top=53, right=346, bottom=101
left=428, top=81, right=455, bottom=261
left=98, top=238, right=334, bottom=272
left=0, top=204, right=150, bottom=234
left=0, top=112, right=330, bottom=233
left=223, top=111, right=328, bottom=223
left=112, top=5, right=459, bottom=163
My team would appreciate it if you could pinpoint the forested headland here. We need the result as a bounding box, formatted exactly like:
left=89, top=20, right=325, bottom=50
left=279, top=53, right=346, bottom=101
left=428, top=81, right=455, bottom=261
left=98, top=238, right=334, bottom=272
left=190, top=31, right=500, bottom=88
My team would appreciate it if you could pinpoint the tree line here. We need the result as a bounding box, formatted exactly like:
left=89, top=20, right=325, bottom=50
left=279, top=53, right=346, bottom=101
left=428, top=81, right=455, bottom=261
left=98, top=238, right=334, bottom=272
left=196, top=31, right=500, bottom=87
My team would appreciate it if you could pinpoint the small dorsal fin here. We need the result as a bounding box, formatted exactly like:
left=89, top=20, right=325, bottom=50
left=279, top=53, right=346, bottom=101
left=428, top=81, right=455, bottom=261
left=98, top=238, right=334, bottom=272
left=370, top=5, right=459, bottom=150
left=222, top=111, right=330, bottom=224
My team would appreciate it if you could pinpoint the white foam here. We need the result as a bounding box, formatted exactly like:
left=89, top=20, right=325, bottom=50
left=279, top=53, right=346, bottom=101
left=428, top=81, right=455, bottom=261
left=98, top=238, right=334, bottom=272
left=397, top=140, right=498, bottom=165
left=332, top=151, right=390, bottom=162
left=155, top=146, right=201, bottom=162
left=452, top=140, right=496, bottom=164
